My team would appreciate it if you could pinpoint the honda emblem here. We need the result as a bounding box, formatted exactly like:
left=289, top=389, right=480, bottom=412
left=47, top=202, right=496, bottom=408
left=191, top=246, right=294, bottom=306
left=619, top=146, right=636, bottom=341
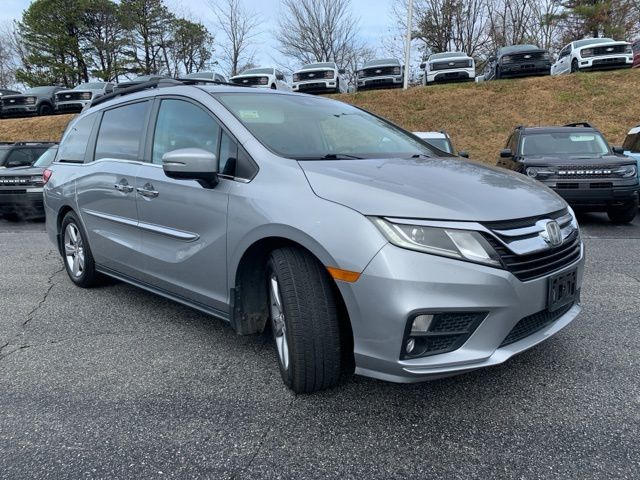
left=540, top=220, right=563, bottom=247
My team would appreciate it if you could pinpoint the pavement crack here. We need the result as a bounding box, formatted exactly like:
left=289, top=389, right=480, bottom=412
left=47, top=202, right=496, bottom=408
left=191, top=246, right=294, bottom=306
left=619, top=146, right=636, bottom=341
left=0, top=250, right=63, bottom=362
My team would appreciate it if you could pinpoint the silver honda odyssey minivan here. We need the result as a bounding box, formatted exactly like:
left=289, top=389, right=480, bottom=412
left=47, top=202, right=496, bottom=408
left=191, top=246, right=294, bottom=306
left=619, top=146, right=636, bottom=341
left=44, top=80, right=584, bottom=393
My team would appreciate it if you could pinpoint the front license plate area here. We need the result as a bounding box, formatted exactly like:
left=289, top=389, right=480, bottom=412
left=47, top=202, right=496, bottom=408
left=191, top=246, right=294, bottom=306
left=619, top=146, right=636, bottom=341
left=548, top=269, right=577, bottom=312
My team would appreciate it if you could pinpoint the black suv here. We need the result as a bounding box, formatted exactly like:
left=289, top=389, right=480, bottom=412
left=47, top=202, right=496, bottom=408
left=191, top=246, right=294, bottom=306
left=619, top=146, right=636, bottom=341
left=497, top=123, right=639, bottom=223
left=0, top=145, right=58, bottom=219
left=1, top=86, right=65, bottom=117
left=0, top=142, right=57, bottom=169
left=484, top=44, right=552, bottom=80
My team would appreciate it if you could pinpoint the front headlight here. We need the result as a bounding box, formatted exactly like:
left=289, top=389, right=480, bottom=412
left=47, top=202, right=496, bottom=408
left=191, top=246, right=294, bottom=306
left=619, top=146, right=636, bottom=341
left=292, top=73, right=300, bottom=82
left=392, top=66, right=401, bottom=74
left=81, top=92, right=92, bottom=100
left=542, top=52, right=551, bottom=60
left=502, top=55, right=513, bottom=63
left=581, top=48, right=594, bottom=58
left=370, top=218, right=502, bottom=267
left=26, top=96, right=36, bottom=104
left=30, top=175, right=44, bottom=184
left=625, top=45, right=633, bottom=54
left=526, top=166, right=556, bottom=178
left=613, top=165, right=637, bottom=178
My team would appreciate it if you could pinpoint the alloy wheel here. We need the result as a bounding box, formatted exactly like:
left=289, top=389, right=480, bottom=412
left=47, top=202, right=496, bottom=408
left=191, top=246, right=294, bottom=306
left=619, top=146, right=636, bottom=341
left=269, top=273, right=289, bottom=371
left=64, top=223, right=85, bottom=278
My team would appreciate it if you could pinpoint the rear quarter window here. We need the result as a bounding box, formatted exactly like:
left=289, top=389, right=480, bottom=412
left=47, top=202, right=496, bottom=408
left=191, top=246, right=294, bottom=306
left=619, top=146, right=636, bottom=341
left=58, top=113, right=98, bottom=163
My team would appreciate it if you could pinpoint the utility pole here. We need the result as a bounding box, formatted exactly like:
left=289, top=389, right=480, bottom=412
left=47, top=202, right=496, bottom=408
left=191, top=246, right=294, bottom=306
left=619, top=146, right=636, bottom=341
left=403, top=0, right=414, bottom=90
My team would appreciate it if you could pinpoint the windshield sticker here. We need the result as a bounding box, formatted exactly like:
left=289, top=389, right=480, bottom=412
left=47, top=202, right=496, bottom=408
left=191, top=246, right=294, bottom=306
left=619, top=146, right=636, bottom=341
left=239, top=110, right=260, bottom=120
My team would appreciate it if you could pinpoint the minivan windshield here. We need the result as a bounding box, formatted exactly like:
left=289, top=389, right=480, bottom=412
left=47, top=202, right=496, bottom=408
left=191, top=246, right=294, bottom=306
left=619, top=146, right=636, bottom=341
left=33, top=147, right=58, bottom=167
left=521, top=132, right=610, bottom=156
left=214, top=93, right=439, bottom=159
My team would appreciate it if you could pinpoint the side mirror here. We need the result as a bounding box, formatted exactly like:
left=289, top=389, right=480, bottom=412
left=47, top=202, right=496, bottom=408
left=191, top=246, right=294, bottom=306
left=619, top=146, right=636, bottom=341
left=338, top=69, right=346, bottom=74
left=458, top=151, right=469, bottom=158
left=419, top=62, right=426, bottom=69
left=162, top=148, right=219, bottom=188
left=500, top=148, right=513, bottom=158
left=612, top=146, right=625, bottom=155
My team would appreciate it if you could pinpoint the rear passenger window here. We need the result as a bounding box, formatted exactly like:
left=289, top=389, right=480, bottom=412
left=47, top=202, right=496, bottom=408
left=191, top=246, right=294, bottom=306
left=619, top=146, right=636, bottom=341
left=95, top=102, right=148, bottom=161
left=58, top=113, right=97, bottom=163
left=152, top=99, right=221, bottom=165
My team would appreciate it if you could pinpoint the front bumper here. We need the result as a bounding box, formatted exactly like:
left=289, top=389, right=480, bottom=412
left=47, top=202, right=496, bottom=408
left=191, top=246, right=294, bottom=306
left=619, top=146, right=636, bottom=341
left=500, top=61, right=551, bottom=77
left=339, top=243, right=584, bottom=383
left=426, top=69, right=475, bottom=83
left=357, top=75, right=403, bottom=90
left=55, top=100, right=90, bottom=113
left=578, top=55, right=633, bottom=70
left=292, top=80, right=337, bottom=93
left=545, top=182, right=639, bottom=209
left=0, top=190, right=45, bottom=217
left=2, top=105, right=38, bottom=116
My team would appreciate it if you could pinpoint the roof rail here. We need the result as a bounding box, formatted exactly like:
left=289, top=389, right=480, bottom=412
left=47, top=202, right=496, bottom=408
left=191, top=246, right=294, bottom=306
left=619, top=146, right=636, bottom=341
left=91, top=78, right=180, bottom=107
left=91, top=77, right=252, bottom=108
left=174, top=77, right=247, bottom=88
left=0, top=141, right=58, bottom=146
left=564, top=122, right=593, bottom=128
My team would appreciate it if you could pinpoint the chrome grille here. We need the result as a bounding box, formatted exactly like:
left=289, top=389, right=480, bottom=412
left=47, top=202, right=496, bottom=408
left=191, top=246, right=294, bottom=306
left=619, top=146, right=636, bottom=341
left=483, top=209, right=582, bottom=281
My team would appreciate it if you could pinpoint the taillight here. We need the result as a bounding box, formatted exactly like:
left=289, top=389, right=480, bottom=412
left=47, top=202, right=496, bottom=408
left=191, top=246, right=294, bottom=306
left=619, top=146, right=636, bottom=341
left=43, top=169, right=52, bottom=184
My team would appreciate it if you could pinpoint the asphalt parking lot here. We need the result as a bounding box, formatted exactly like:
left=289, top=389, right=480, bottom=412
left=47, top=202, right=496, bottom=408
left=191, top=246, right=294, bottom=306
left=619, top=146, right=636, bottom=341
left=0, top=214, right=639, bottom=479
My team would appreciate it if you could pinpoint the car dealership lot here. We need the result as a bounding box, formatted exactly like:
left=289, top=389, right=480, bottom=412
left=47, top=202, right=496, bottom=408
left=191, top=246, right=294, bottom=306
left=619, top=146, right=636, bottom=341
left=0, top=216, right=638, bottom=479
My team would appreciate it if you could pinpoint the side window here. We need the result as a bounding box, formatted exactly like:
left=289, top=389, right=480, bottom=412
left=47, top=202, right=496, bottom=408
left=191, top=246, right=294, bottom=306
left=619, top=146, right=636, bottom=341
left=152, top=99, right=221, bottom=165
left=95, top=102, right=148, bottom=161
left=219, top=130, right=237, bottom=175
left=58, top=113, right=97, bottom=162
left=5, top=149, right=33, bottom=167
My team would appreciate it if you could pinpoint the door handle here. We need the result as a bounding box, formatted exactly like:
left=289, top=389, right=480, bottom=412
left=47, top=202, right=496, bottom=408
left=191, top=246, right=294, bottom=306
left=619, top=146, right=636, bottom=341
left=136, top=183, right=159, bottom=198
left=114, top=180, right=134, bottom=193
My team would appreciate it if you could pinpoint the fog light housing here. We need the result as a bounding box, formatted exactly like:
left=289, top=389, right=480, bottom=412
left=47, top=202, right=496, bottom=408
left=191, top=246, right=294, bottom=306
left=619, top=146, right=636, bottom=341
left=401, top=312, right=488, bottom=360
left=411, top=314, right=433, bottom=334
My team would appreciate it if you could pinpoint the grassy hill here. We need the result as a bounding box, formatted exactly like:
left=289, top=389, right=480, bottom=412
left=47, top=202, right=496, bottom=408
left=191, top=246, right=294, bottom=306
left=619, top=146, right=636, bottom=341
left=1, top=68, right=638, bottom=164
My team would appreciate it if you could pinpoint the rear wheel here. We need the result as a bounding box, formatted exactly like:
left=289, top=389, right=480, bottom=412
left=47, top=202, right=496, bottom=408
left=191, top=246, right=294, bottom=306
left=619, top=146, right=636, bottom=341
left=267, top=247, right=343, bottom=393
left=607, top=198, right=638, bottom=224
left=60, top=212, right=101, bottom=287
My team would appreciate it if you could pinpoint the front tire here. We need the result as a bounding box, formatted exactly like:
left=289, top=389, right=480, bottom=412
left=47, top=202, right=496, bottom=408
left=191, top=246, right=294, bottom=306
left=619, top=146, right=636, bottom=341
left=60, top=212, right=101, bottom=287
left=267, top=247, right=343, bottom=393
left=38, top=103, right=53, bottom=116
left=607, top=198, right=638, bottom=224
left=571, top=59, right=579, bottom=73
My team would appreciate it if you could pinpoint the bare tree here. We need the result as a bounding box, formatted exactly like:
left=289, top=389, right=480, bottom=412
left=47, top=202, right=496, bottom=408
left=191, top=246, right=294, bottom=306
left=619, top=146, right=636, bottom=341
left=0, top=24, right=19, bottom=88
left=209, top=0, right=261, bottom=77
left=485, top=0, right=537, bottom=50
left=276, top=0, right=363, bottom=68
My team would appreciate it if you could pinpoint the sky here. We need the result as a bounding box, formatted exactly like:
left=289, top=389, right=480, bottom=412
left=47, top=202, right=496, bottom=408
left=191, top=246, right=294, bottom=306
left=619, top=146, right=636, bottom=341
left=1, top=0, right=403, bottom=70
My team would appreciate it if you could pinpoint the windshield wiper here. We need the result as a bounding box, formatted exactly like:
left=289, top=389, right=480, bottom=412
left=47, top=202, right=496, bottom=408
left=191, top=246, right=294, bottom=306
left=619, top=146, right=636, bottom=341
left=320, top=153, right=364, bottom=160
left=410, top=153, right=432, bottom=158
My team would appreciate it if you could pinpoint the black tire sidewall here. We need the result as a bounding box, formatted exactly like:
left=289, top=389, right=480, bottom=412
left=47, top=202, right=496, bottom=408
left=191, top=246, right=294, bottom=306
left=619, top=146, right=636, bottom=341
left=38, top=104, right=52, bottom=115
left=608, top=199, right=638, bottom=224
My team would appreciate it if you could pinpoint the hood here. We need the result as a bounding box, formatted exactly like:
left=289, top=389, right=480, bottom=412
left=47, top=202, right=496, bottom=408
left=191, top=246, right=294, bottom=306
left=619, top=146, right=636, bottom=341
left=298, top=157, right=566, bottom=222
left=295, top=67, right=336, bottom=75
left=580, top=40, right=629, bottom=49
left=232, top=74, right=269, bottom=79
left=521, top=154, right=636, bottom=166
left=0, top=165, right=45, bottom=176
